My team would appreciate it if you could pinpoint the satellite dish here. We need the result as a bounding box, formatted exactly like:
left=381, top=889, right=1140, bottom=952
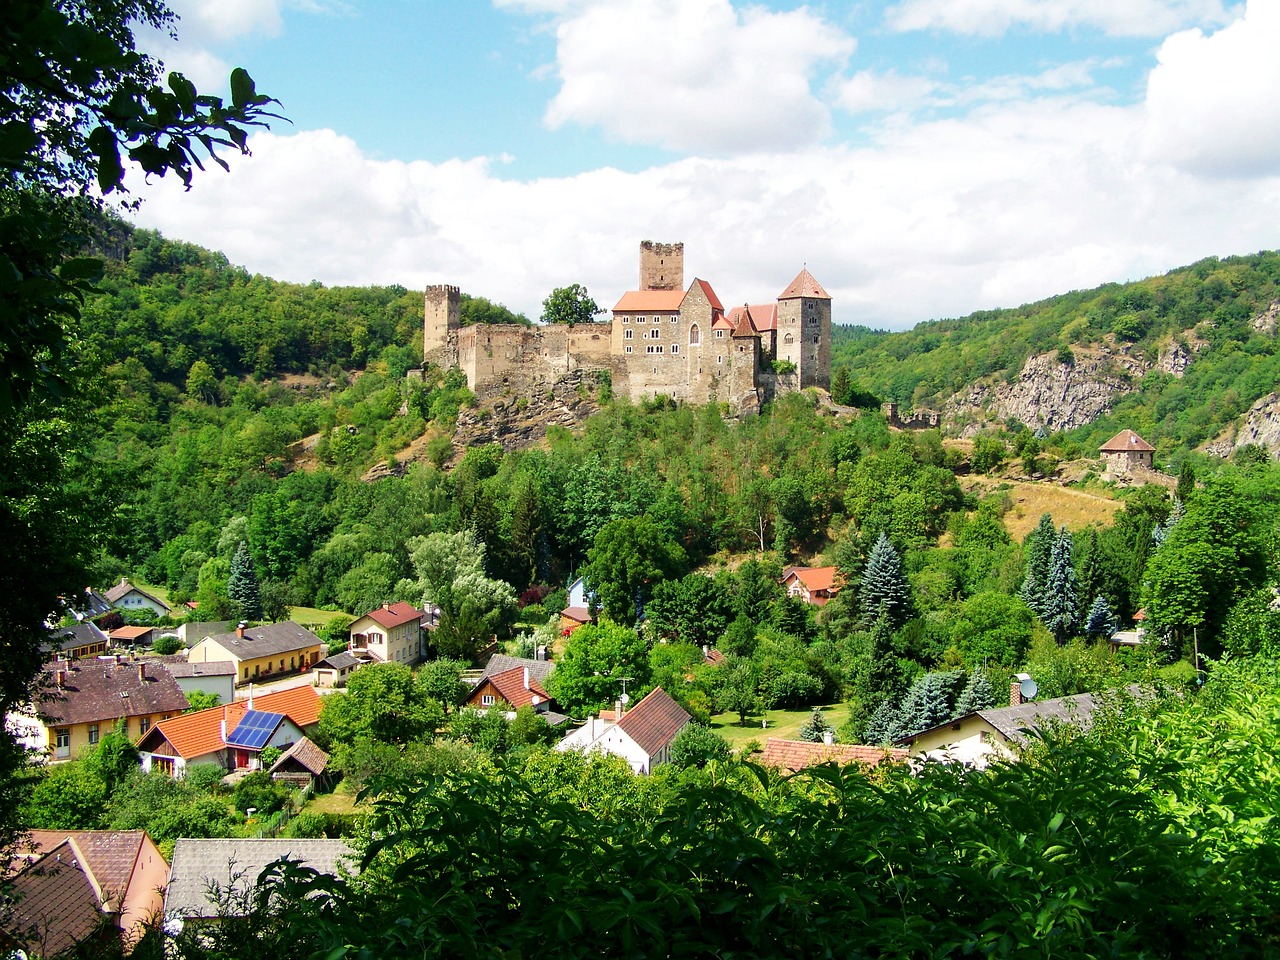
left=530, top=695, right=541, bottom=706
left=1015, top=673, right=1038, bottom=701
left=619, top=693, right=630, bottom=705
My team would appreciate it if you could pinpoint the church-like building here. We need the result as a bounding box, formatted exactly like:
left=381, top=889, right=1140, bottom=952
left=423, top=241, right=831, bottom=415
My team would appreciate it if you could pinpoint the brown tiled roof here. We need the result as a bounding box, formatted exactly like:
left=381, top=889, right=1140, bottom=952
left=471, top=667, right=552, bottom=710
left=782, top=566, right=840, bottom=592
left=359, top=602, right=423, bottom=629
left=269, top=736, right=329, bottom=776
left=162, top=659, right=236, bottom=678
left=109, top=625, right=154, bottom=642
left=761, top=737, right=908, bottom=773
left=200, top=622, right=323, bottom=661
left=616, top=687, right=690, bottom=757
left=481, top=654, right=555, bottom=685
left=560, top=605, right=592, bottom=625
left=613, top=290, right=686, bottom=312
left=691, top=278, right=724, bottom=311
left=1099, top=429, right=1154, bottom=453
left=703, top=648, right=725, bottom=666
left=3, top=838, right=109, bottom=958
left=37, top=659, right=189, bottom=727
left=778, top=268, right=831, bottom=300
left=21, top=831, right=149, bottom=903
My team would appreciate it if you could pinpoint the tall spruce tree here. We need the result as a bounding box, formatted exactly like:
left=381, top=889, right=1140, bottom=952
left=227, top=541, right=263, bottom=621
left=1085, top=595, right=1119, bottom=639
left=859, top=532, right=912, bottom=630
left=799, top=708, right=834, bottom=743
left=1020, top=514, right=1056, bottom=619
left=952, top=669, right=996, bottom=719
left=1042, top=527, right=1079, bottom=642
left=898, top=670, right=965, bottom=737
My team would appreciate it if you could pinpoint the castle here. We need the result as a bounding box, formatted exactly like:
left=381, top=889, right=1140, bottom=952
left=423, top=241, right=831, bottom=415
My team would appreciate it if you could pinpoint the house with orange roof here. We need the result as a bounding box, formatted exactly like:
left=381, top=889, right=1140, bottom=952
left=423, top=241, right=831, bottom=418
left=556, top=687, right=691, bottom=774
left=464, top=665, right=557, bottom=717
left=348, top=601, right=427, bottom=666
left=5, top=830, right=169, bottom=954
left=135, top=684, right=322, bottom=778
left=759, top=737, right=908, bottom=774
left=781, top=566, right=843, bottom=607
left=1100, top=429, right=1156, bottom=478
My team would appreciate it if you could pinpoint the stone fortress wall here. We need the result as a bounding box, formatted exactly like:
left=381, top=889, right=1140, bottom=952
left=423, top=242, right=831, bottom=415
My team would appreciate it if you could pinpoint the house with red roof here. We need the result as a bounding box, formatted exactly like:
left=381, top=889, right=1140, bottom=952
left=465, top=665, right=555, bottom=715
left=135, top=684, right=322, bottom=778
left=1100, top=429, right=1156, bottom=478
left=781, top=566, right=843, bottom=607
left=556, top=687, right=691, bottom=774
left=760, top=738, right=908, bottom=774
left=348, top=601, right=428, bottom=666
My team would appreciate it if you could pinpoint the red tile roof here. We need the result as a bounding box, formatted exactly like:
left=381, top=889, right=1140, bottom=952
left=725, top=304, right=778, bottom=333
left=21, top=831, right=149, bottom=902
left=38, top=659, right=189, bottom=727
left=138, top=685, right=321, bottom=761
left=691, top=278, right=724, bottom=312
left=109, top=625, right=154, bottom=642
left=469, top=667, right=552, bottom=711
left=760, top=738, right=907, bottom=774
left=4, top=839, right=108, bottom=958
left=782, top=566, right=841, bottom=593
left=613, top=290, right=687, bottom=312
left=360, top=601, right=424, bottom=629
left=1100, top=429, right=1154, bottom=453
left=711, top=313, right=735, bottom=330
left=778, top=268, right=831, bottom=300
left=616, top=687, right=690, bottom=757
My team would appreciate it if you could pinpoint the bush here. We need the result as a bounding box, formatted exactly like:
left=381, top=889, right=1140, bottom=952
left=232, top=771, right=290, bottom=816
left=668, top=723, right=732, bottom=769
left=152, top=633, right=183, bottom=655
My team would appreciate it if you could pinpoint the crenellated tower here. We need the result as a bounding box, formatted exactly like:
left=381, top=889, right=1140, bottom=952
left=639, top=241, right=684, bottom=291
left=423, top=284, right=460, bottom=366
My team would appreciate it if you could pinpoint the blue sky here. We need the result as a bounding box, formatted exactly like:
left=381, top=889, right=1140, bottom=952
left=128, top=0, right=1280, bottom=329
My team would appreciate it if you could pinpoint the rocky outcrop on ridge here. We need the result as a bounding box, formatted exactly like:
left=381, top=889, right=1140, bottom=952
left=1202, top=393, right=1280, bottom=458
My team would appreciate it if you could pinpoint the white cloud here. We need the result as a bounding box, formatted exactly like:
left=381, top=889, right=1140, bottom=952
left=1143, top=0, right=1280, bottom=176
left=884, top=0, right=1237, bottom=38
left=125, top=89, right=1280, bottom=331
left=539, top=0, right=855, bottom=153
left=137, top=0, right=287, bottom=92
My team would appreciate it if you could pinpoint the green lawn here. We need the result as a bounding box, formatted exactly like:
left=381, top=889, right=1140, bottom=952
left=289, top=606, right=353, bottom=630
left=708, top=704, right=848, bottom=752
left=301, top=787, right=370, bottom=817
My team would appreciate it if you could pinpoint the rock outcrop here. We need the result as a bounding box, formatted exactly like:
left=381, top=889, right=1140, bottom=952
left=1202, top=393, right=1280, bottom=458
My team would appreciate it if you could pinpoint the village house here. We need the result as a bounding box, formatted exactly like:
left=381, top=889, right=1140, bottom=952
left=188, top=621, right=323, bottom=685
left=109, top=624, right=157, bottom=648
left=1100, top=429, right=1156, bottom=478
left=8, top=658, right=189, bottom=762
left=136, top=684, right=322, bottom=778
left=464, top=664, right=563, bottom=723
left=104, top=578, right=172, bottom=617
left=780, top=566, right=843, bottom=606
left=759, top=737, right=908, bottom=774
left=556, top=686, right=691, bottom=774
left=158, top=657, right=237, bottom=705
left=42, top=622, right=109, bottom=660
left=267, top=736, right=331, bottom=791
left=313, top=649, right=362, bottom=688
left=3, top=830, right=169, bottom=956
left=347, top=601, right=428, bottom=665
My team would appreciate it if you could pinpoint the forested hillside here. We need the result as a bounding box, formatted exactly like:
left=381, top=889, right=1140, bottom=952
left=833, top=251, right=1280, bottom=459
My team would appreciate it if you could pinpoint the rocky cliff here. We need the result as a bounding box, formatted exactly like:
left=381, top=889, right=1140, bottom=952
left=1203, top=393, right=1280, bottom=458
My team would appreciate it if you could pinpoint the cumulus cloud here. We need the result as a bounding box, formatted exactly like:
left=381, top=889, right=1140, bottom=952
left=126, top=87, right=1280, bottom=330
left=884, top=0, right=1238, bottom=38
left=538, top=0, right=854, bottom=153
left=1142, top=0, right=1280, bottom=176
left=136, top=0, right=286, bottom=91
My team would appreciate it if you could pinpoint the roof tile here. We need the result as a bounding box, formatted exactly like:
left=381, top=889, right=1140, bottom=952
left=616, top=687, right=690, bottom=757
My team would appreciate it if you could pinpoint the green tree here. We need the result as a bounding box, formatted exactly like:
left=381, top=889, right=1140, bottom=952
left=152, top=633, right=183, bottom=655
left=1042, top=527, right=1079, bottom=642
left=582, top=516, right=686, bottom=625
left=22, top=761, right=107, bottom=829
left=1019, top=513, right=1056, bottom=619
left=647, top=573, right=732, bottom=647
left=227, top=540, right=263, bottom=620
left=185, top=358, right=220, bottom=403
left=798, top=707, right=834, bottom=743
left=545, top=620, right=651, bottom=716
left=540, top=283, right=602, bottom=326
left=185, top=689, right=221, bottom=711
left=970, top=433, right=1007, bottom=474
left=317, top=662, right=444, bottom=750
left=668, top=723, right=731, bottom=768
left=951, top=669, right=995, bottom=719
left=1085, top=595, right=1119, bottom=640
left=714, top=657, right=762, bottom=726
left=859, top=532, right=911, bottom=630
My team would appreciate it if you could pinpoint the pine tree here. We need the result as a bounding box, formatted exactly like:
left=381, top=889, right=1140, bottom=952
left=862, top=697, right=909, bottom=745
left=799, top=708, right=834, bottom=743
left=1042, top=527, right=1079, bottom=641
left=1020, top=514, right=1056, bottom=619
left=859, top=532, right=912, bottom=630
left=227, top=540, right=263, bottom=621
left=952, top=669, right=996, bottom=719
left=1085, top=595, right=1119, bottom=639
left=898, top=670, right=965, bottom=737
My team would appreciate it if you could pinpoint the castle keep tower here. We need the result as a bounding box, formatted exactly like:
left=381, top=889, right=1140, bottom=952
left=639, top=241, right=684, bottom=291
left=775, top=268, right=832, bottom=390
left=423, top=284, right=460, bottom=366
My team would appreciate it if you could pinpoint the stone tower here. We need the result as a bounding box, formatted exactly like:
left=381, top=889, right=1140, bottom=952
left=776, top=268, right=832, bottom=390
left=423, top=284, right=460, bottom=365
left=639, top=241, right=684, bottom=291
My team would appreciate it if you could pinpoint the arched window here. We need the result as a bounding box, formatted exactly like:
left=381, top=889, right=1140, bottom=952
left=784, top=333, right=794, bottom=344
left=689, top=324, right=700, bottom=345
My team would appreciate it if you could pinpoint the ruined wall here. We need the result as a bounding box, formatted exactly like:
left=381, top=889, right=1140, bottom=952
left=424, top=285, right=460, bottom=366
left=639, top=241, right=684, bottom=291
left=458, top=323, right=614, bottom=398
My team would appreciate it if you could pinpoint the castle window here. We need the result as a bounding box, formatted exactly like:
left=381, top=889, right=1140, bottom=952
left=671, top=344, right=679, bottom=354
left=625, top=346, right=633, bottom=354
left=717, top=355, right=724, bottom=364
left=650, top=329, right=660, bottom=339
left=638, top=316, right=646, bottom=323
left=689, top=324, right=700, bottom=345
left=812, top=336, right=820, bottom=344
left=784, top=333, right=794, bottom=343
left=624, top=329, right=632, bottom=340
left=671, top=315, right=678, bottom=323
left=622, top=315, right=630, bottom=323
left=715, top=330, right=725, bottom=339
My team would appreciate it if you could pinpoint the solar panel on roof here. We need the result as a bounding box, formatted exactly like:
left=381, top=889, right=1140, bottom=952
left=225, top=710, right=284, bottom=750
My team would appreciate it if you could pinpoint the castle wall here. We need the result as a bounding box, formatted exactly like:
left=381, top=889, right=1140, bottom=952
left=424, top=285, right=460, bottom=366
left=458, top=323, right=614, bottom=397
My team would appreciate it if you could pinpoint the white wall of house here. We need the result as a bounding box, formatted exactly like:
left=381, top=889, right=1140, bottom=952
left=903, top=718, right=1013, bottom=768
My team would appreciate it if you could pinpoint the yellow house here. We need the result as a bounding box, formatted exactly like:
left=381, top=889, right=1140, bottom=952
left=347, top=602, right=426, bottom=665
left=9, top=658, right=189, bottom=761
left=188, top=621, right=323, bottom=685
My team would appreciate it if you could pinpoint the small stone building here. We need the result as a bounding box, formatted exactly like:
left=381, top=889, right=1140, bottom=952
left=1100, top=429, right=1155, bottom=477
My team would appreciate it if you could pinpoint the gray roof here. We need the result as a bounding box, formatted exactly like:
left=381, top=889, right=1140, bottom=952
left=900, top=688, right=1142, bottom=749
left=165, top=839, right=354, bottom=919
left=163, top=659, right=237, bottom=678
left=200, top=622, right=323, bottom=660
left=45, top=622, right=109, bottom=654
left=481, top=654, right=554, bottom=685
left=316, top=650, right=360, bottom=670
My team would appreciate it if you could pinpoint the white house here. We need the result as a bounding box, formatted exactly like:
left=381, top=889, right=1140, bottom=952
left=557, top=686, right=691, bottom=774
left=347, top=602, right=427, bottom=665
left=104, top=578, right=172, bottom=617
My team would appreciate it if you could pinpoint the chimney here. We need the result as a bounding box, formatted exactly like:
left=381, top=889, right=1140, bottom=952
left=616, top=698, right=624, bottom=717
left=55, top=669, right=66, bottom=689
left=137, top=663, right=146, bottom=682
left=536, top=645, right=547, bottom=662
left=236, top=622, right=247, bottom=638
left=247, top=683, right=254, bottom=710
left=220, top=718, right=227, bottom=742
left=1010, top=681, right=1022, bottom=707
left=823, top=729, right=835, bottom=746
left=523, top=667, right=530, bottom=690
